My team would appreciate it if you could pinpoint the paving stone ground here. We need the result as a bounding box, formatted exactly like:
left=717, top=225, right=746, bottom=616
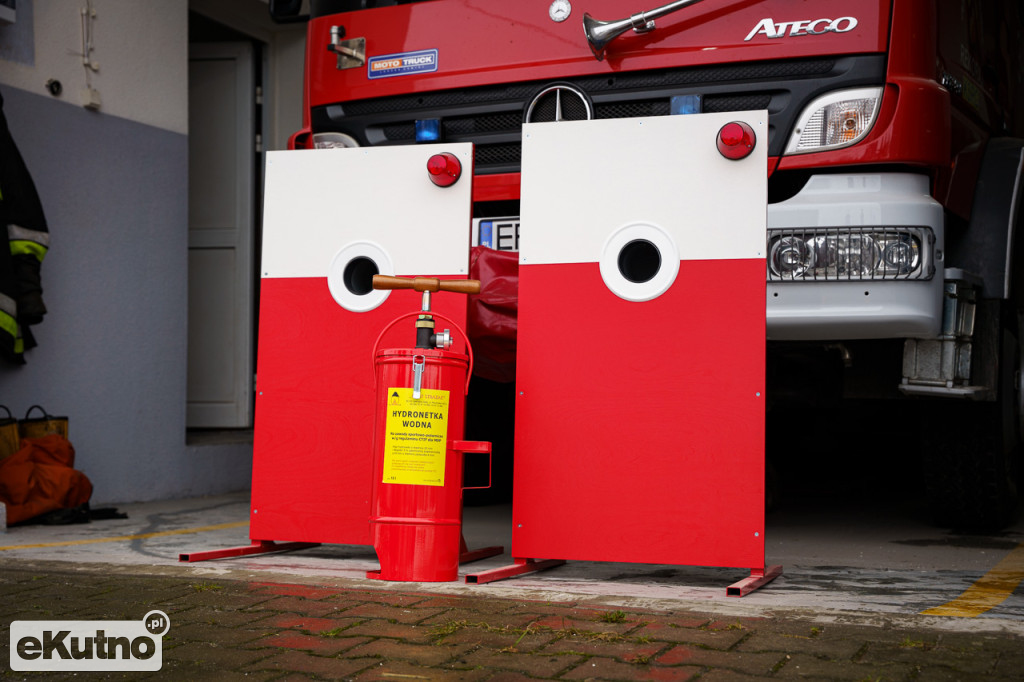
left=1, top=565, right=1023, bottom=681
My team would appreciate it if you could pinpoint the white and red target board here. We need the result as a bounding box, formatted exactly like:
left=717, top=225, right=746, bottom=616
left=507, top=113, right=773, bottom=587
left=251, top=145, right=473, bottom=546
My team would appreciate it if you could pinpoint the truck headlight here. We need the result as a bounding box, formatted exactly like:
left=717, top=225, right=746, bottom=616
left=312, top=132, right=360, bottom=149
left=769, top=236, right=814, bottom=278
left=784, top=87, right=883, bottom=155
left=767, top=227, right=934, bottom=281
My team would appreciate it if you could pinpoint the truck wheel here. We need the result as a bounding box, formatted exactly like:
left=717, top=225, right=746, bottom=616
left=922, top=302, right=1022, bottom=530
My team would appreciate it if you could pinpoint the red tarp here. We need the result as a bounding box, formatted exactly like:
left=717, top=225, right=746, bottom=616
left=467, top=246, right=518, bottom=383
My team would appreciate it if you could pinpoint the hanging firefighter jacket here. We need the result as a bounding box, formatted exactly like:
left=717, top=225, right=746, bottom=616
left=0, top=89, right=49, bottom=364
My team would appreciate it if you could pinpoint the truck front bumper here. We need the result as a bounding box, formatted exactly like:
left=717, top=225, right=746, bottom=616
left=766, top=173, right=945, bottom=341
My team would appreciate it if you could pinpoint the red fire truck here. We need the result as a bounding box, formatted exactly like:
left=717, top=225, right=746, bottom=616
left=270, top=0, right=1024, bottom=529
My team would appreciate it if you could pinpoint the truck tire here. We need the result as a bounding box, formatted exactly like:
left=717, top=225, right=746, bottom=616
left=922, top=301, right=1021, bottom=530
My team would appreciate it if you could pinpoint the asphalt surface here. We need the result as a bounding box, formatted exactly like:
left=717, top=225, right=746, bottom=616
left=1, top=492, right=1023, bottom=679
left=2, top=562, right=1024, bottom=681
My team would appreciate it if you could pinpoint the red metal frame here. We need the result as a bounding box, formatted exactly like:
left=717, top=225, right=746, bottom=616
left=179, top=541, right=319, bottom=563
left=468, top=561, right=783, bottom=596
left=458, top=535, right=504, bottom=565
left=179, top=534, right=502, bottom=567
left=465, top=558, right=566, bottom=585
left=727, top=565, right=784, bottom=597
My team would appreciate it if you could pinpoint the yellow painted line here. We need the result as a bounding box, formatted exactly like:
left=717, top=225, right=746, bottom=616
left=921, top=543, right=1024, bottom=617
left=0, top=521, right=249, bottom=551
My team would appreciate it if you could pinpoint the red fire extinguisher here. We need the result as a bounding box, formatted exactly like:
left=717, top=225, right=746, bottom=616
left=366, top=275, right=492, bottom=582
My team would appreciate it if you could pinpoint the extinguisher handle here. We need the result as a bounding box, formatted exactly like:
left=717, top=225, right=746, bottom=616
left=451, top=440, right=492, bottom=491
left=371, top=310, right=474, bottom=395
left=372, top=275, right=481, bottom=295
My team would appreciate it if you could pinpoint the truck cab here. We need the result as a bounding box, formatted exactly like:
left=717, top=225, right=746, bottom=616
left=273, top=0, right=1024, bottom=528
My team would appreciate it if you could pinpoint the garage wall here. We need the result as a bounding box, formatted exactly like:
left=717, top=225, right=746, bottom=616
left=0, top=1, right=188, bottom=134
left=190, top=0, right=307, bottom=151
left=0, top=0, right=253, bottom=503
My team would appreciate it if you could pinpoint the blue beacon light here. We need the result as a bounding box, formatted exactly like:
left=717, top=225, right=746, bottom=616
left=415, top=119, right=442, bottom=142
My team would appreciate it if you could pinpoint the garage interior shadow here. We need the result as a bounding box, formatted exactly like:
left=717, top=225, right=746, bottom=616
left=462, top=378, right=1023, bottom=534
left=766, top=400, right=929, bottom=516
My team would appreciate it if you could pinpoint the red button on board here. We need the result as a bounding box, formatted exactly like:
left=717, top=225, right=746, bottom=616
left=717, top=121, right=756, bottom=160
left=427, top=152, right=462, bottom=187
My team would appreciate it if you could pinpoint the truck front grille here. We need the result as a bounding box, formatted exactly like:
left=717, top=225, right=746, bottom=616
left=312, top=55, right=885, bottom=175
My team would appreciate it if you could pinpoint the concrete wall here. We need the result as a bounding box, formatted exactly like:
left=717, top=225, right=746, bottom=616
left=0, top=1, right=188, bottom=133
left=0, top=0, right=305, bottom=503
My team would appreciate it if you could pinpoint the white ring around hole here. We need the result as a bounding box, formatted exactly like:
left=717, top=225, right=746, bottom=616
left=599, top=222, right=680, bottom=302
left=327, top=241, right=394, bottom=312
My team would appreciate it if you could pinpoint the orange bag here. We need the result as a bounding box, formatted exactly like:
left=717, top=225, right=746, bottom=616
left=0, top=435, right=92, bottom=525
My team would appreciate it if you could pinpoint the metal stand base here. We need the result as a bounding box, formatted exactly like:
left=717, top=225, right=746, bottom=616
left=459, top=536, right=504, bottom=564
left=467, top=559, right=781, bottom=596
left=179, top=540, right=319, bottom=563
left=726, top=565, right=783, bottom=597
left=465, top=557, right=566, bottom=584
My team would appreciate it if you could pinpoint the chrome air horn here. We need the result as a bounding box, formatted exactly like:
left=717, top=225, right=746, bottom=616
left=583, top=0, right=706, bottom=61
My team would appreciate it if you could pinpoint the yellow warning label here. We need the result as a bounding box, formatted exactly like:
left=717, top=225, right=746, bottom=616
left=382, top=387, right=450, bottom=486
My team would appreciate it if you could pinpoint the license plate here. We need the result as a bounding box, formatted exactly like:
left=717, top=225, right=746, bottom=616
left=472, top=217, right=520, bottom=251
